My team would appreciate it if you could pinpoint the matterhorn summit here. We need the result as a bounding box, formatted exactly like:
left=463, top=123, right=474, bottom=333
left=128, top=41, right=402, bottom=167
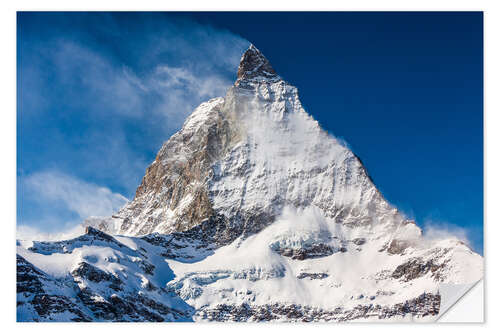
left=17, top=45, right=482, bottom=322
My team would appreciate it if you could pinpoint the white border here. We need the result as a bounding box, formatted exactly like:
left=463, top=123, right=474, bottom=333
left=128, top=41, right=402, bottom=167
left=438, top=280, right=484, bottom=322
left=2, top=1, right=498, bottom=332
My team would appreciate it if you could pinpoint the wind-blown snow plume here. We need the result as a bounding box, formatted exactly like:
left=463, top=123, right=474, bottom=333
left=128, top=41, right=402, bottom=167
left=422, top=220, right=472, bottom=247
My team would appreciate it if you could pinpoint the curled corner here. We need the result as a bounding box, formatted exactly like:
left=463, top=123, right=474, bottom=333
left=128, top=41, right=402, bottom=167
left=436, top=279, right=484, bottom=322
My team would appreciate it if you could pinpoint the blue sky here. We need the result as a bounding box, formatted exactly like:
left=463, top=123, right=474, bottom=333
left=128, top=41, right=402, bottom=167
left=17, top=12, right=483, bottom=253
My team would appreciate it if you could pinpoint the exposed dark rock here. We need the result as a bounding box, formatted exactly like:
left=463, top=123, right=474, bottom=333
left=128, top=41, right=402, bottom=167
left=73, top=286, right=192, bottom=322
left=352, top=238, right=366, bottom=246
left=140, top=261, right=156, bottom=275
left=277, top=244, right=335, bottom=260
left=297, top=272, right=328, bottom=280
left=200, top=293, right=440, bottom=322
left=17, top=255, right=91, bottom=322
left=84, top=226, right=118, bottom=242
left=17, top=255, right=45, bottom=294
left=383, top=239, right=413, bottom=255
left=392, top=258, right=446, bottom=282
left=31, top=294, right=90, bottom=321
left=237, top=44, right=278, bottom=81
left=71, top=262, right=122, bottom=289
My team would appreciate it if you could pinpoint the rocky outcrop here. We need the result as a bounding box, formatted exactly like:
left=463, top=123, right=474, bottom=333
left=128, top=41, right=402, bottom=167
left=296, top=272, right=329, bottom=280
left=352, top=238, right=366, bottom=246
left=276, top=243, right=336, bottom=260
left=236, top=44, right=278, bottom=82
left=71, top=262, right=123, bottom=290
left=17, top=229, right=194, bottom=322
left=17, top=255, right=91, bottom=322
left=392, top=258, right=446, bottom=282
left=197, top=293, right=441, bottom=322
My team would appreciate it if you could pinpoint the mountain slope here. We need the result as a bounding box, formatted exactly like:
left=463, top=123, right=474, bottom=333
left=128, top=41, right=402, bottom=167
left=17, top=227, right=194, bottom=322
left=18, top=45, right=483, bottom=322
left=91, top=45, right=416, bottom=245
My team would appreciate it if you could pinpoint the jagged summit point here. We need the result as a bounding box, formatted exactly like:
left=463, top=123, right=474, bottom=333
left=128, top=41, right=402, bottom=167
left=237, top=44, right=279, bottom=81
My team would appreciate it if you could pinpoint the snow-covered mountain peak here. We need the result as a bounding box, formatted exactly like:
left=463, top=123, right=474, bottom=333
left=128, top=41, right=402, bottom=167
left=83, top=45, right=423, bottom=245
left=18, top=44, right=483, bottom=322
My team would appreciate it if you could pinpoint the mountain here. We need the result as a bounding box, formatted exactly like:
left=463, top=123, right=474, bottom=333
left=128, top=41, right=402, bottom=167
left=17, top=45, right=483, bottom=322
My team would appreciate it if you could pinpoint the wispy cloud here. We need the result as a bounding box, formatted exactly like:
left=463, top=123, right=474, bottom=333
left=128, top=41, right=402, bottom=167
left=37, top=39, right=237, bottom=123
left=152, top=65, right=232, bottom=97
left=48, top=41, right=146, bottom=118
left=421, top=219, right=472, bottom=247
left=18, top=13, right=249, bottom=209
left=17, top=223, right=85, bottom=242
left=23, top=170, right=128, bottom=219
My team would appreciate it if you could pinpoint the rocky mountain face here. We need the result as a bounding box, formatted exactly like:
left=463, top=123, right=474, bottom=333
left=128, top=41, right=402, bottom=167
left=17, top=227, right=194, bottom=322
left=17, top=45, right=483, bottom=322
left=90, top=45, right=415, bottom=244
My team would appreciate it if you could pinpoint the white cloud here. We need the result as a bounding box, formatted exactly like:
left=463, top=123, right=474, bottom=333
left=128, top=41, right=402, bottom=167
left=421, top=219, right=471, bottom=247
left=17, top=224, right=85, bottom=242
left=23, top=171, right=129, bottom=219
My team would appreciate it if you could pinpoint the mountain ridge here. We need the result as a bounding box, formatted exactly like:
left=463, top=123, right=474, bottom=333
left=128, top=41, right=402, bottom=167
left=91, top=44, right=410, bottom=243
